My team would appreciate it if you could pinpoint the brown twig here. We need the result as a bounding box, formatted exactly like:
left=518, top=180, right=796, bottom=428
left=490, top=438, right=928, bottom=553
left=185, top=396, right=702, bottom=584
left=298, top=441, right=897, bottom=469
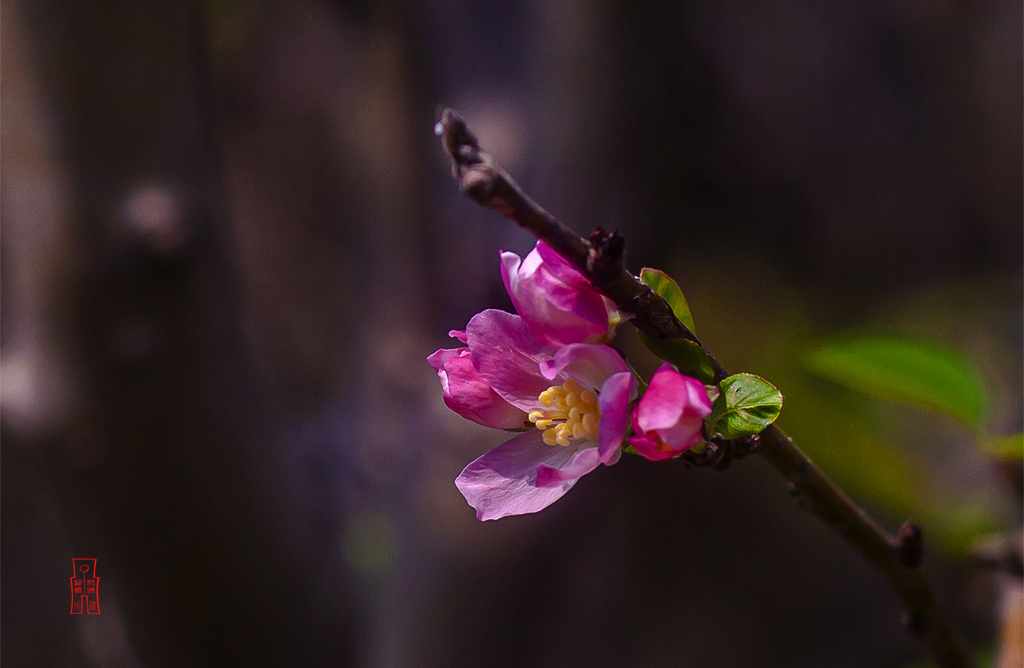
left=439, top=109, right=701, bottom=349
left=437, top=108, right=976, bottom=668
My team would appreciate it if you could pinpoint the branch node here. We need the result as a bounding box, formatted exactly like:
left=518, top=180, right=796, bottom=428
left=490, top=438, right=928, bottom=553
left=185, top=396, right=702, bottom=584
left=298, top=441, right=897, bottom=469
left=712, top=446, right=734, bottom=470
left=734, top=434, right=760, bottom=459
left=457, top=144, right=480, bottom=165
left=587, top=227, right=625, bottom=285
left=897, top=521, right=924, bottom=568
left=621, top=289, right=654, bottom=319
left=460, top=168, right=494, bottom=203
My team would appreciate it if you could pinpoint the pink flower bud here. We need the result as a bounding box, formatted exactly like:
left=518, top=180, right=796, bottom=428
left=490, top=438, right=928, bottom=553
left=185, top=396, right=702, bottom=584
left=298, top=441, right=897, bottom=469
left=500, top=241, right=616, bottom=348
left=629, top=364, right=712, bottom=461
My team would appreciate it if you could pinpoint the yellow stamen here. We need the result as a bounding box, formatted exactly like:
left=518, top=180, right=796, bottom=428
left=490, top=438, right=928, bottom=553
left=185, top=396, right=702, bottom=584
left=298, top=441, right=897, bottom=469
left=529, top=379, right=602, bottom=446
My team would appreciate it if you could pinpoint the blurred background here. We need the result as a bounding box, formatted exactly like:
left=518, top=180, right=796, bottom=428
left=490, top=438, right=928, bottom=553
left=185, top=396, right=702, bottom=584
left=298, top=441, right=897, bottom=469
left=1, top=0, right=1020, bottom=666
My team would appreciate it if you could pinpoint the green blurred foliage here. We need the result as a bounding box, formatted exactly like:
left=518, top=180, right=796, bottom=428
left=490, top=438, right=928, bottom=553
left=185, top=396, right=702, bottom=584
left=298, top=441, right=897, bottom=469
left=648, top=254, right=1020, bottom=557
left=978, top=433, right=1024, bottom=460
left=806, top=337, right=992, bottom=428
left=902, top=646, right=994, bottom=668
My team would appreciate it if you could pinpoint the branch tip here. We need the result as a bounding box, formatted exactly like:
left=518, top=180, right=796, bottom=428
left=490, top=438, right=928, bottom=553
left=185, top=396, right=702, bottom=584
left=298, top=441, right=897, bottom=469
left=436, top=109, right=695, bottom=343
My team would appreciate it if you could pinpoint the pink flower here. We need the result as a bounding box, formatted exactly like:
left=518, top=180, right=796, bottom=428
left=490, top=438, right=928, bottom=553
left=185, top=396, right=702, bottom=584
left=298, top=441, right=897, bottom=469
left=501, top=241, right=617, bottom=348
left=431, top=309, right=636, bottom=520
left=628, top=364, right=712, bottom=461
left=427, top=330, right=528, bottom=429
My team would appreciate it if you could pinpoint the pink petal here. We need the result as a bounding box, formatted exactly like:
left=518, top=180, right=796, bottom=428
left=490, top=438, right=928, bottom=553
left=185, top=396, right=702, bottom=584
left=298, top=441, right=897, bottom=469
left=597, top=371, right=636, bottom=463
left=627, top=434, right=677, bottom=461
left=533, top=241, right=586, bottom=285
left=455, top=431, right=590, bottom=520
left=536, top=446, right=602, bottom=487
left=465, top=309, right=553, bottom=411
left=427, top=347, right=528, bottom=429
left=539, top=343, right=631, bottom=391
left=501, top=244, right=610, bottom=348
left=685, top=375, right=714, bottom=416
left=657, top=415, right=705, bottom=451
left=533, top=244, right=619, bottom=329
left=629, top=366, right=711, bottom=459
left=499, top=250, right=528, bottom=312
left=627, top=409, right=674, bottom=460
left=635, top=364, right=690, bottom=432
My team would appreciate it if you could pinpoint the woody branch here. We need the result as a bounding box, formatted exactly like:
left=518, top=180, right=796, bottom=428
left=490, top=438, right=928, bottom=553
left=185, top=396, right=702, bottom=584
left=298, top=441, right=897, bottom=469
left=437, top=108, right=976, bottom=668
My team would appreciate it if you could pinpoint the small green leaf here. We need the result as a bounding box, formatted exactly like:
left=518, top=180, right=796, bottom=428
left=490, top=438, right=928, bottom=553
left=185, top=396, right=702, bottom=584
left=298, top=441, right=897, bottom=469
left=637, top=331, right=715, bottom=384
left=707, top=373, right=783, bottom=439
left=640, top=268, right=696, bottom=334
left=806, top=337, right=991, bottom=426
left=637, top=268, right=713, bottom=381
left=978, top=433, right=1023, bottom=459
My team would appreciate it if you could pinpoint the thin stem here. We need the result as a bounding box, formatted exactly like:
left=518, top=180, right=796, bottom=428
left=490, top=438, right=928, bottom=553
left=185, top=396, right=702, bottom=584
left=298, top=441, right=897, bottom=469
left=437, top=108, right=976, bottom=668
left=438, top=109, right=702, bottom=349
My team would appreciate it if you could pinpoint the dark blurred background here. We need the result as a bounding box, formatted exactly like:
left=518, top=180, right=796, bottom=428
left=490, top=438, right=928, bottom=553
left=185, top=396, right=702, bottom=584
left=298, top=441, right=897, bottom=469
left=1, top=0, right=1021, bottom=666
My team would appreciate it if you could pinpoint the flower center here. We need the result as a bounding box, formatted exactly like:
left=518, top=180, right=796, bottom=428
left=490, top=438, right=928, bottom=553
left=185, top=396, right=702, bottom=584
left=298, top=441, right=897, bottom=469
left=527, top=379, right=601, bottom=446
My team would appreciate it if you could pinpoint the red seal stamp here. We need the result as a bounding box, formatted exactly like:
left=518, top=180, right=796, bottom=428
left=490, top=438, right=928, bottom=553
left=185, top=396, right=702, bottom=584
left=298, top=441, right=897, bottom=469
left=70, top=558, right=101, bottom=614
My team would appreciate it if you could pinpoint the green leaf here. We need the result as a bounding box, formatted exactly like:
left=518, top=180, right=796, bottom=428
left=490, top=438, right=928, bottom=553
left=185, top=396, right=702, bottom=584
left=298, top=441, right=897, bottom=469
left=978, top=432, right=1024, bottom=459
left=637, top=268, right=713, bottom=381
left=805, top=337, right=991, bottom=427
left=640, top=268, right=696, bottom=334
left=637, top=331, right=715, bottom=384
left=707, top=373, right=783, bottom=439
